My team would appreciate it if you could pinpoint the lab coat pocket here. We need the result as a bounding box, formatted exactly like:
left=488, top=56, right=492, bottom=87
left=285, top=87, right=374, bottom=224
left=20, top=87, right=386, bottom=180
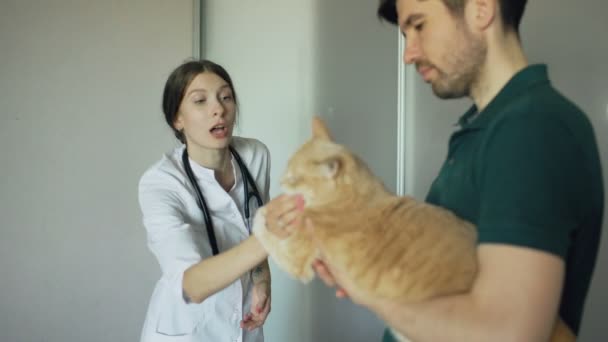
left=155, top=294, right=214, bottom=336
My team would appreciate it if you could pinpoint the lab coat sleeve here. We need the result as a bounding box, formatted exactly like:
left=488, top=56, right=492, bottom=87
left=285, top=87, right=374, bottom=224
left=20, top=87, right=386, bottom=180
left=138, top=169, right=211, bottom=334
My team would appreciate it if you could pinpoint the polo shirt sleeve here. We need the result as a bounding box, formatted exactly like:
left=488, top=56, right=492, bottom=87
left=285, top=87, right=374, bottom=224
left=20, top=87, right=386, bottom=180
left=476, top=113, right=580, bottom=258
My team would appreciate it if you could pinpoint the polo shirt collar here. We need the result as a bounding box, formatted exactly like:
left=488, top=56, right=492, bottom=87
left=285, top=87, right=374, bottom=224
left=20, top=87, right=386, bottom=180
left=458, top=64, right=551, bottom=129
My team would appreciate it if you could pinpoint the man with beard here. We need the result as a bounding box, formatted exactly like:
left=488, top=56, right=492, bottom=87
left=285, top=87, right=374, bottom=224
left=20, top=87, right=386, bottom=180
left=265, top=0, right=604, bottom=341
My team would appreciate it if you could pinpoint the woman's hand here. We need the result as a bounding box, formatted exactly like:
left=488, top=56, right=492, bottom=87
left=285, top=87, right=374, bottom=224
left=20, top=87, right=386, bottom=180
left=240, top=280, right=271, bottom=331
left=264, top=194, right=305, bottom=239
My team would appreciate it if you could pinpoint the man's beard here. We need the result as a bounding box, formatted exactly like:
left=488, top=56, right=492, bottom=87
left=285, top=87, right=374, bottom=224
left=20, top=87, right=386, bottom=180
left=424, top=29, right=487, bottom=99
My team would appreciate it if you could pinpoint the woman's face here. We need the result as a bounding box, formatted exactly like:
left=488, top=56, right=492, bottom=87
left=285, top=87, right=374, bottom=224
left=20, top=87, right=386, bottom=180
left=174, top=72, right=236, bottom=150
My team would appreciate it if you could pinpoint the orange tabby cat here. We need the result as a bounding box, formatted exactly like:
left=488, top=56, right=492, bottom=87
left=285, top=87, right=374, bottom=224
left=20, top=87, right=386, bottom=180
left=253, top=117, right=574, bottom=342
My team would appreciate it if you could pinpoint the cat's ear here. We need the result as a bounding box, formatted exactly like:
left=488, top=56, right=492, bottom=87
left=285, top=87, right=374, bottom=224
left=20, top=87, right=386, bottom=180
left=320, top=156, right=342, bottom=178
left=312, top=116, right=333, bottom=141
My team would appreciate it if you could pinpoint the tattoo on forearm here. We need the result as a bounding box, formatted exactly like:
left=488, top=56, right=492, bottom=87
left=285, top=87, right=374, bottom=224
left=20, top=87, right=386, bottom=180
left=252, top=263, right=269, bottom=283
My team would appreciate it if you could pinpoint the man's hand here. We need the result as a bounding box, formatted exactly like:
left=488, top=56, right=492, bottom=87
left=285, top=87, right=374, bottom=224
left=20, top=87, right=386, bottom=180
left=241, top=280, right=271, bottom=331
left=307, top=219, right=377, bottom=307
left=264, top=194, right=305, bottom=239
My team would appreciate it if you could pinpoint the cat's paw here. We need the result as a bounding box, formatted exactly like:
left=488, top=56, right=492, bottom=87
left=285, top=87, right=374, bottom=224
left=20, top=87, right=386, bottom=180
left=297, top=267, right=316, bottom=283
left=295, top=249, right=321, bottom=283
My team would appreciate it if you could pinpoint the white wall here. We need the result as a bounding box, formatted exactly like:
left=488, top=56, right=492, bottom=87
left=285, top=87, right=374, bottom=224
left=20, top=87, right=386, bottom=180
left=203, top=0, right=397, bottom=341
left=203, top=1, right=316, bottom=341
left=0, top=1, right=194, bottom=341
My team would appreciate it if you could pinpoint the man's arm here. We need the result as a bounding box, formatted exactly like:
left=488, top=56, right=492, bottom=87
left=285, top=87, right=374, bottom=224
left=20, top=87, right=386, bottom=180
left=367, top=244, right=565, bottom=342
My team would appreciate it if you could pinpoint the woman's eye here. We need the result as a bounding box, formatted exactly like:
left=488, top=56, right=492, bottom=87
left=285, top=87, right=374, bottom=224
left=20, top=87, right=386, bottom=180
left=194, top=98, right=206, bottom=104
left=221, top=95, right=234, bottom=101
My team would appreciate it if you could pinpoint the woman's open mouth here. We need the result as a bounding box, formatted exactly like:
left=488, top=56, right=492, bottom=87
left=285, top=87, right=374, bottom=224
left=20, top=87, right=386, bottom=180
left=209, top=124, right=229, bottom=139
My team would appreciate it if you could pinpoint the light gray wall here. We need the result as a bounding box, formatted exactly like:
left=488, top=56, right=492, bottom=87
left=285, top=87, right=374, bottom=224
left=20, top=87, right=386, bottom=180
left=404, top=1, right=608, bottom=341
left=0, top=1, right=194, bottom=341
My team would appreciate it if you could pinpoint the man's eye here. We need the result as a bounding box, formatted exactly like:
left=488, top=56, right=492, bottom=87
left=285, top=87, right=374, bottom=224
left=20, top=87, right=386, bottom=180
left=415, top=23, right=424, bottom=31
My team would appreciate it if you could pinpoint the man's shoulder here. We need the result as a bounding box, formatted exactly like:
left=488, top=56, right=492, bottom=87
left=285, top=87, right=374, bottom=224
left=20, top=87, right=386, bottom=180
left=515, top=82, right=586, bottom=121
left=487, top=83, right=592, bottom=141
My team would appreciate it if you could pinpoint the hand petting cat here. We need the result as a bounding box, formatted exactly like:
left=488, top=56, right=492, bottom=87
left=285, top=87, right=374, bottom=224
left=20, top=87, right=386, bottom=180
left=264, top=194, right=305, bottom=238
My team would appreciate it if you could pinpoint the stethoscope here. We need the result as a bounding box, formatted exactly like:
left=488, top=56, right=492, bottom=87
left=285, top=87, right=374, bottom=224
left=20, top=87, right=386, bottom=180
left=182, top=146, right=263, bottom=256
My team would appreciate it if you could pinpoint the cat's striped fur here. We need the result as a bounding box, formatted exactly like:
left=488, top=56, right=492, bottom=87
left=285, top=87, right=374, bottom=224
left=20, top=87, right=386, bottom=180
left=253, top=117, right=574, bottom=342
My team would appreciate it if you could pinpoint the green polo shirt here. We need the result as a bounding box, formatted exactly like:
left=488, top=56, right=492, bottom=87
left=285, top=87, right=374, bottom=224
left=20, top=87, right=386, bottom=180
left=383, top=65, right=604, bottom=341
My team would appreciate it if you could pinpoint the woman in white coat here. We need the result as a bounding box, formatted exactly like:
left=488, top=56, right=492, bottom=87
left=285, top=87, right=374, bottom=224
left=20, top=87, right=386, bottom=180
left=138, top=60, right=272, bottom=342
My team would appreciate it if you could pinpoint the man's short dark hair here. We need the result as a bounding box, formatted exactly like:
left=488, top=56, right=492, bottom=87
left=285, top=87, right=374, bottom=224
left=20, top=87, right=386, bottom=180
left=377, top=0, right=528, bottom=34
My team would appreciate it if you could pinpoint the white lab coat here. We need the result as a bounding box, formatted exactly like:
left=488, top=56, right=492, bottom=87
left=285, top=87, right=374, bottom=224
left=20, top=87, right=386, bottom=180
left=138, top=137, right=270, bottom=342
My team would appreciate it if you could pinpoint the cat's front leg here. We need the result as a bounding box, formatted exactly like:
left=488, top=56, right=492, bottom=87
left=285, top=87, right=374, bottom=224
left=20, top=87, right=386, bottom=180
left=252, top=208, right=318, bottom=282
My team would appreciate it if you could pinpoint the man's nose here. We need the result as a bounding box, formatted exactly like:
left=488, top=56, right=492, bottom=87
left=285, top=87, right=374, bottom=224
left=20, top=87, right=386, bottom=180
left=403, top=37, right=421, bottom=65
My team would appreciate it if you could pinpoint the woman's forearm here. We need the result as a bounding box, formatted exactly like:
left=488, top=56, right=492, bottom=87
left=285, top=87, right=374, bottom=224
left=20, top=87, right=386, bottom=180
left=183, top=236, right=268, bottom=303
left=251, top=259, right=271, bottom=285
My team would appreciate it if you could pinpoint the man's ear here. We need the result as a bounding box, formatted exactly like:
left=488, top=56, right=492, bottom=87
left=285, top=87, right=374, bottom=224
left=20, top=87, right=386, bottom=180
left=312, top=115, right=333, bottom=141
left=319, top=156, right=342, bottom=179
left=468, top=0, right=496, bottom=32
